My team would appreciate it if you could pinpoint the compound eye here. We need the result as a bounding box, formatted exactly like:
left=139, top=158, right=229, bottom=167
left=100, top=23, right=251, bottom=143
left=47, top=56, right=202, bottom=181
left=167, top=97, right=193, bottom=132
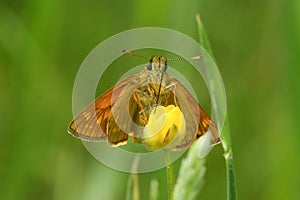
left=147, top=62, right=152, bottom=70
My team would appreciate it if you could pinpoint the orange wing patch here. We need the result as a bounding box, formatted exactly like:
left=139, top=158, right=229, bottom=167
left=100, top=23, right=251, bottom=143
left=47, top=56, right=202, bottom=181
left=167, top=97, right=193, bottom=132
left=168, top=78, right=220, bottom=150
left=68, top=74, right=143, bottom=145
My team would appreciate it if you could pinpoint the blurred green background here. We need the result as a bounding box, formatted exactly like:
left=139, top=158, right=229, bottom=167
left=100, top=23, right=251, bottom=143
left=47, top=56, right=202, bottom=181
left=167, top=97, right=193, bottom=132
left=1, top=0, right=299, bottom=199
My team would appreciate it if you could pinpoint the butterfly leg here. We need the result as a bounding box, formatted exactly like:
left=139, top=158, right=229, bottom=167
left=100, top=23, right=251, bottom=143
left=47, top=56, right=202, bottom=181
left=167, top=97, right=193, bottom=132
left=133, top=91, right=148, bottom=125
left=166, top=83, right=179, bottom=106
left=147, top=82, right=157, bottom=106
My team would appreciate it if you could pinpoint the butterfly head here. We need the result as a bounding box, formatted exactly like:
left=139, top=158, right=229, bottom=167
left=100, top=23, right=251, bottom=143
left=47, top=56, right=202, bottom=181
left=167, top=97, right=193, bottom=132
left=146, top=56, right=167, bottom=82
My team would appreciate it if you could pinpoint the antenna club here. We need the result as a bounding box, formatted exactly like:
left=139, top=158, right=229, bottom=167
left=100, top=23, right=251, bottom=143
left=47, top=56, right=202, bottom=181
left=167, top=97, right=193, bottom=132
left=191, top=55, right=202, bottom=60
left=122, top=49, right=132, bottom=54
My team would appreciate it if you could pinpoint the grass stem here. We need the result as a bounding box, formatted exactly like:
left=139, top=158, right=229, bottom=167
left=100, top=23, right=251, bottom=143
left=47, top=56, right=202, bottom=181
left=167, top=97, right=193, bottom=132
left=165, top=150, right=174, bottom=200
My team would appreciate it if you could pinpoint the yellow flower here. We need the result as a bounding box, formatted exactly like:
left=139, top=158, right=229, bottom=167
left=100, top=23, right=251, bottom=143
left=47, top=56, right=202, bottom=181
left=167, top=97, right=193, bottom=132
left=143, top=105, right=186, bottom=150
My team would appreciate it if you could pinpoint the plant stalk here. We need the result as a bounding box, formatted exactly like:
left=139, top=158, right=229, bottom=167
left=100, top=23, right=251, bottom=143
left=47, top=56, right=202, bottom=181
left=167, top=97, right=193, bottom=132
left=165, top=150, right=174, bottom=200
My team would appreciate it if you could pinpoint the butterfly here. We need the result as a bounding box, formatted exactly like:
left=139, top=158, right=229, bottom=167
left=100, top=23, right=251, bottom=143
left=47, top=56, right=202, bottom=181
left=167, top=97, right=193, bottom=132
left=68, top=50, right=220, bottom=150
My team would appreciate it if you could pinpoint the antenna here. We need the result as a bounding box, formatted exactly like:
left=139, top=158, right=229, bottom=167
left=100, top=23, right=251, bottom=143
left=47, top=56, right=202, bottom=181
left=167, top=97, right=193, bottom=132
left=122, top=50, right=150, bottom=60
left=123, top=50, right=202, bottom=61
left=167, top=55, right=202, bottom=61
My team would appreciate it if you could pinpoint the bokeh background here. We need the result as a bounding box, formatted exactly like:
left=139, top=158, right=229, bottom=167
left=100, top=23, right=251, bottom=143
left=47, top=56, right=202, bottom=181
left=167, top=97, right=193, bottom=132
left=1, top=0, right=299, bottom=199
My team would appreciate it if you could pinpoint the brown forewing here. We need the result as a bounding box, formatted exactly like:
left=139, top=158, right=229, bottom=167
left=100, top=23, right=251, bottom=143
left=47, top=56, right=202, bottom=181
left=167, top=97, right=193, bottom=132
left=68, top=70, right=147, bottom=146
left=168, top=78, right=220, bottom=150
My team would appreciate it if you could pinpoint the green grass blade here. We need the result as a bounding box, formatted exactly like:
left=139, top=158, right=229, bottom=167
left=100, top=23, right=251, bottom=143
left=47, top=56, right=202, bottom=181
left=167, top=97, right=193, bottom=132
left=196, top=13, right=237, bottom=200
left=196, top=14, right=214, bottom=58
